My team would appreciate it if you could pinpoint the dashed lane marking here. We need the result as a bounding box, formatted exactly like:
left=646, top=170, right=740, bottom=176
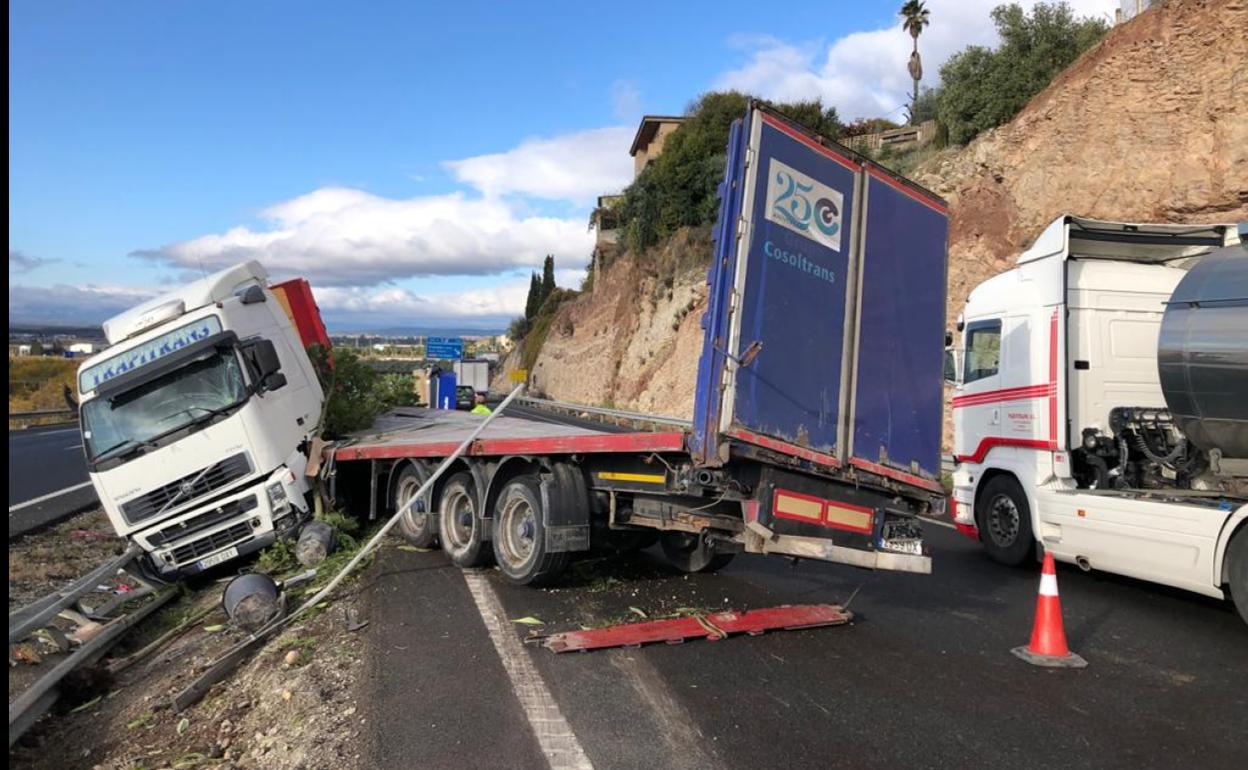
left=8, top=481, right=94, bottom=515
left=461, top=570, right=593, bottom=770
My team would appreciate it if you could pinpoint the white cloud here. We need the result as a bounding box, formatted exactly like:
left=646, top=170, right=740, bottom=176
left=9, top=282, right=156, bottom=325
left=443, top=126, right=633, bottom=202
left=314, top=267, right=587, bottom=326
left=715, top=0, right=1115, bottom=120
left=135, top=124, right=636, bottom=290
left=134, top=186, right=595, bottom=287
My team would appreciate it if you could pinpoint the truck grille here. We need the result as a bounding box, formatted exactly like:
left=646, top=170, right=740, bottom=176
left=121, top=452, right=252, bottom=525
left=147, top=495, right=259, bottom=547
left=171, top=522, right=253, bottom=565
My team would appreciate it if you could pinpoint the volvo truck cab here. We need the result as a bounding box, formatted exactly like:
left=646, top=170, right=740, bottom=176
left=76, top=261, right=325, bottom=579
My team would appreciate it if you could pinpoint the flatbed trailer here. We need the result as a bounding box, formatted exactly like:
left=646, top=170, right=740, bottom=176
left=326, top=104, right=951, bottom=585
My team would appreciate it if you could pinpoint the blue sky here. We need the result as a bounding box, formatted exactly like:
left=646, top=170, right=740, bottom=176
left=9, top=0, right=1112, bottom=331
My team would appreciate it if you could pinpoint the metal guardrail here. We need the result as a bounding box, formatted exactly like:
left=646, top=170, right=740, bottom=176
left=512, top=396, right=692, bottom=430
left=10, top=409, right=75, bottom=420
left=8, top=544, right=173, bottom=747
left=9, top=409, right=77, bottom=429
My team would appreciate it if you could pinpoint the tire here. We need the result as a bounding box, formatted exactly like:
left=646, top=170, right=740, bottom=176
left=977, top=474, right=1035, bottom=566
left=393, top=463, right=436, bottom=548
left=437, top=472, right=490, bottom=568
left=1227, top=527, right=1248, bottom=626
left=491, top=475, right=569, bottom=585
left=660, top=532, right=736, bottom=573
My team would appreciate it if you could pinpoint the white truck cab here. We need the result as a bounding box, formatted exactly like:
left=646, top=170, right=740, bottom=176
left=76, top=261, right=324, bottom=579
left=948, top=215, right=1248, bottom=622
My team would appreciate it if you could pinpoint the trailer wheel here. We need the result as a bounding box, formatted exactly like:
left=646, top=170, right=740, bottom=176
left=491, top=475, right=569, bottom=585
left=393, top=463, right=436, bottom=548
left=437, top=472, right=490, bottom=568
left=660, top=532, right=735, bottom=573
left=1227, top=528, right=1248, bottom=626
left=978, top=475, right=1034, bottom=566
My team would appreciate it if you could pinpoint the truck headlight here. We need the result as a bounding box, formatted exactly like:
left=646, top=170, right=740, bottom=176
left=266, top=482, right=291, bottom=516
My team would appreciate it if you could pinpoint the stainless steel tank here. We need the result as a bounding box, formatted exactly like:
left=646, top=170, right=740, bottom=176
left=1158, top=244, right=1248, bottom=460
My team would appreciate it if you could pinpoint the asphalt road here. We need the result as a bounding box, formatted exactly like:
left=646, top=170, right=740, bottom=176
left=8, top=424, right=98, bottom=539
left=360, top=525, right=1248, bottom=770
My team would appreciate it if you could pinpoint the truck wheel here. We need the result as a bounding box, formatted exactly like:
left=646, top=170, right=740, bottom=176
left=492, top=475, right=569, bottom=585
left=660, top=532, right=735, bottom=573
left=978, top=475, right=1034, bottom=566
left=393, top=463, right=436, bottom=549
left=1227, top=528, right=1248, bottom=626
left=437, top=472, right=490, bottom=568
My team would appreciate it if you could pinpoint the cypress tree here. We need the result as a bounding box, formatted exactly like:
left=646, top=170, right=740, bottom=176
left=540, top=255, right=556, bottom=307
left=524, top=272, right=541, bottom=320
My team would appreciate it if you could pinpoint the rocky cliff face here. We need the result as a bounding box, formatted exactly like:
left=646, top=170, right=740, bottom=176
left=916, top=0, right=1248, bottom=328
left=496, top=229, right=710, bottom=419
left=508, top=0, right=1247, bottom=427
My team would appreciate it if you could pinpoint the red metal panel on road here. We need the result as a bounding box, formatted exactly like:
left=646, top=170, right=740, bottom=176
left=334, top=408, right=688, bottom=462
left=541, top=604, right=852, bottom=653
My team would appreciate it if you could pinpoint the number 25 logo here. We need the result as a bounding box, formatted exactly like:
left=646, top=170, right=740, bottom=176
left=771, top=170, right=840, bottom=238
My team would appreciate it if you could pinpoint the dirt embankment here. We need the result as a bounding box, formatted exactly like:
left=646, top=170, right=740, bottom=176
left=915, top=0, right=1248, bottom=328
left=498, top=228, right=711, bottom=419
left=9, top=511, right=369, bottom=770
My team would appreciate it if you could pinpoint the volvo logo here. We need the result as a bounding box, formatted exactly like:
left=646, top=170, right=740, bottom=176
left=179, top=480, right=196, bottom=496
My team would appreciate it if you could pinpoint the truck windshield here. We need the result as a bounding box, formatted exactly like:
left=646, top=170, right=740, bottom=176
left=81, top=349, right=248, bottom=463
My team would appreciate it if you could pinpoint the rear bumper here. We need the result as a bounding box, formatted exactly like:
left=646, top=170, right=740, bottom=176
left=746, top=526, right=932, bottom=574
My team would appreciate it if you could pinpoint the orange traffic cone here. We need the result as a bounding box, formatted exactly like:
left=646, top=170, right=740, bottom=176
left=1011, top=552, right=1087, bottom=668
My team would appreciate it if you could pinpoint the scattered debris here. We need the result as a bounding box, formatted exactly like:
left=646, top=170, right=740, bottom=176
left=222, top=573, right=281, bottom=632
left=511, top=616, right=545, bottom=626
left=539, top=604, right=853, bottom=653
left=295, top=520, right=336, bottom=567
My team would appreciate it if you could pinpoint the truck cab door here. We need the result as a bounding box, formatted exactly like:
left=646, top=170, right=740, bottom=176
left=953, top=319, right=1003, bottom=463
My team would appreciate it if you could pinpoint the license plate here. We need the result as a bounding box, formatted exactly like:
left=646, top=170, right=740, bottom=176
left=882, top=538, right=924, bottom=556
left=196, top=546, right=239, bottom=571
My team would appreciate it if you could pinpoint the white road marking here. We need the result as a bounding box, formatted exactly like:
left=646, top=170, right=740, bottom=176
left=8, top=481, right=95, bottom=514
left=12, top=427, right=79, bottom=437
left=461, top=570, right=593, bottom=770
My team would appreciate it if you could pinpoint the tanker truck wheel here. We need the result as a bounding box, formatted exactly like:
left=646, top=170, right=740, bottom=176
left=393, top=462, right=436, bottom=549
left=660, top=532, right=735, bottom=573
left=437, top=472, right=491, bottom=568
left=491, top=475, right=569, bottom=585
left=1227, top=527, right=1248, bottom=626
left=978, top=475, right=1034, bottom=567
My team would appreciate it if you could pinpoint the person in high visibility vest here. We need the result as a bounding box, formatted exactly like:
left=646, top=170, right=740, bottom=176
left=471, top=394, right=492, bottom=416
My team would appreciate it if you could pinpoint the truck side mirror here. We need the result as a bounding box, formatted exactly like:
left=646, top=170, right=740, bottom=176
left=240, top=339, right=287, bottom=393
left=943, top=348, right=961, bottom=384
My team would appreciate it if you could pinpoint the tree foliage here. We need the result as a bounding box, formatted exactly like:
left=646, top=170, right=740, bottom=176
left=937, top=2, right=1108, bottom=145
left=616, top=91, right=842, bottom=253
left=308, top=345, right=416, bottom=438
left=540, top=255, right=555, bottom=301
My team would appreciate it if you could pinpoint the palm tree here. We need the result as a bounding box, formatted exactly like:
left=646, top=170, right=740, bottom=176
left=900, top=1, right=931, bottom=124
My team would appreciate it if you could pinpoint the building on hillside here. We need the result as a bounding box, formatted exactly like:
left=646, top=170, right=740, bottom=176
left=843, top=120, right=938, bottom=154
left=587, top=115, right=689, bottom=290
left=629, top=116, right=686, bottom=178
left=1117, top=0, right=1152, bottom=23
left=68, top=342, right=95, bottom=355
